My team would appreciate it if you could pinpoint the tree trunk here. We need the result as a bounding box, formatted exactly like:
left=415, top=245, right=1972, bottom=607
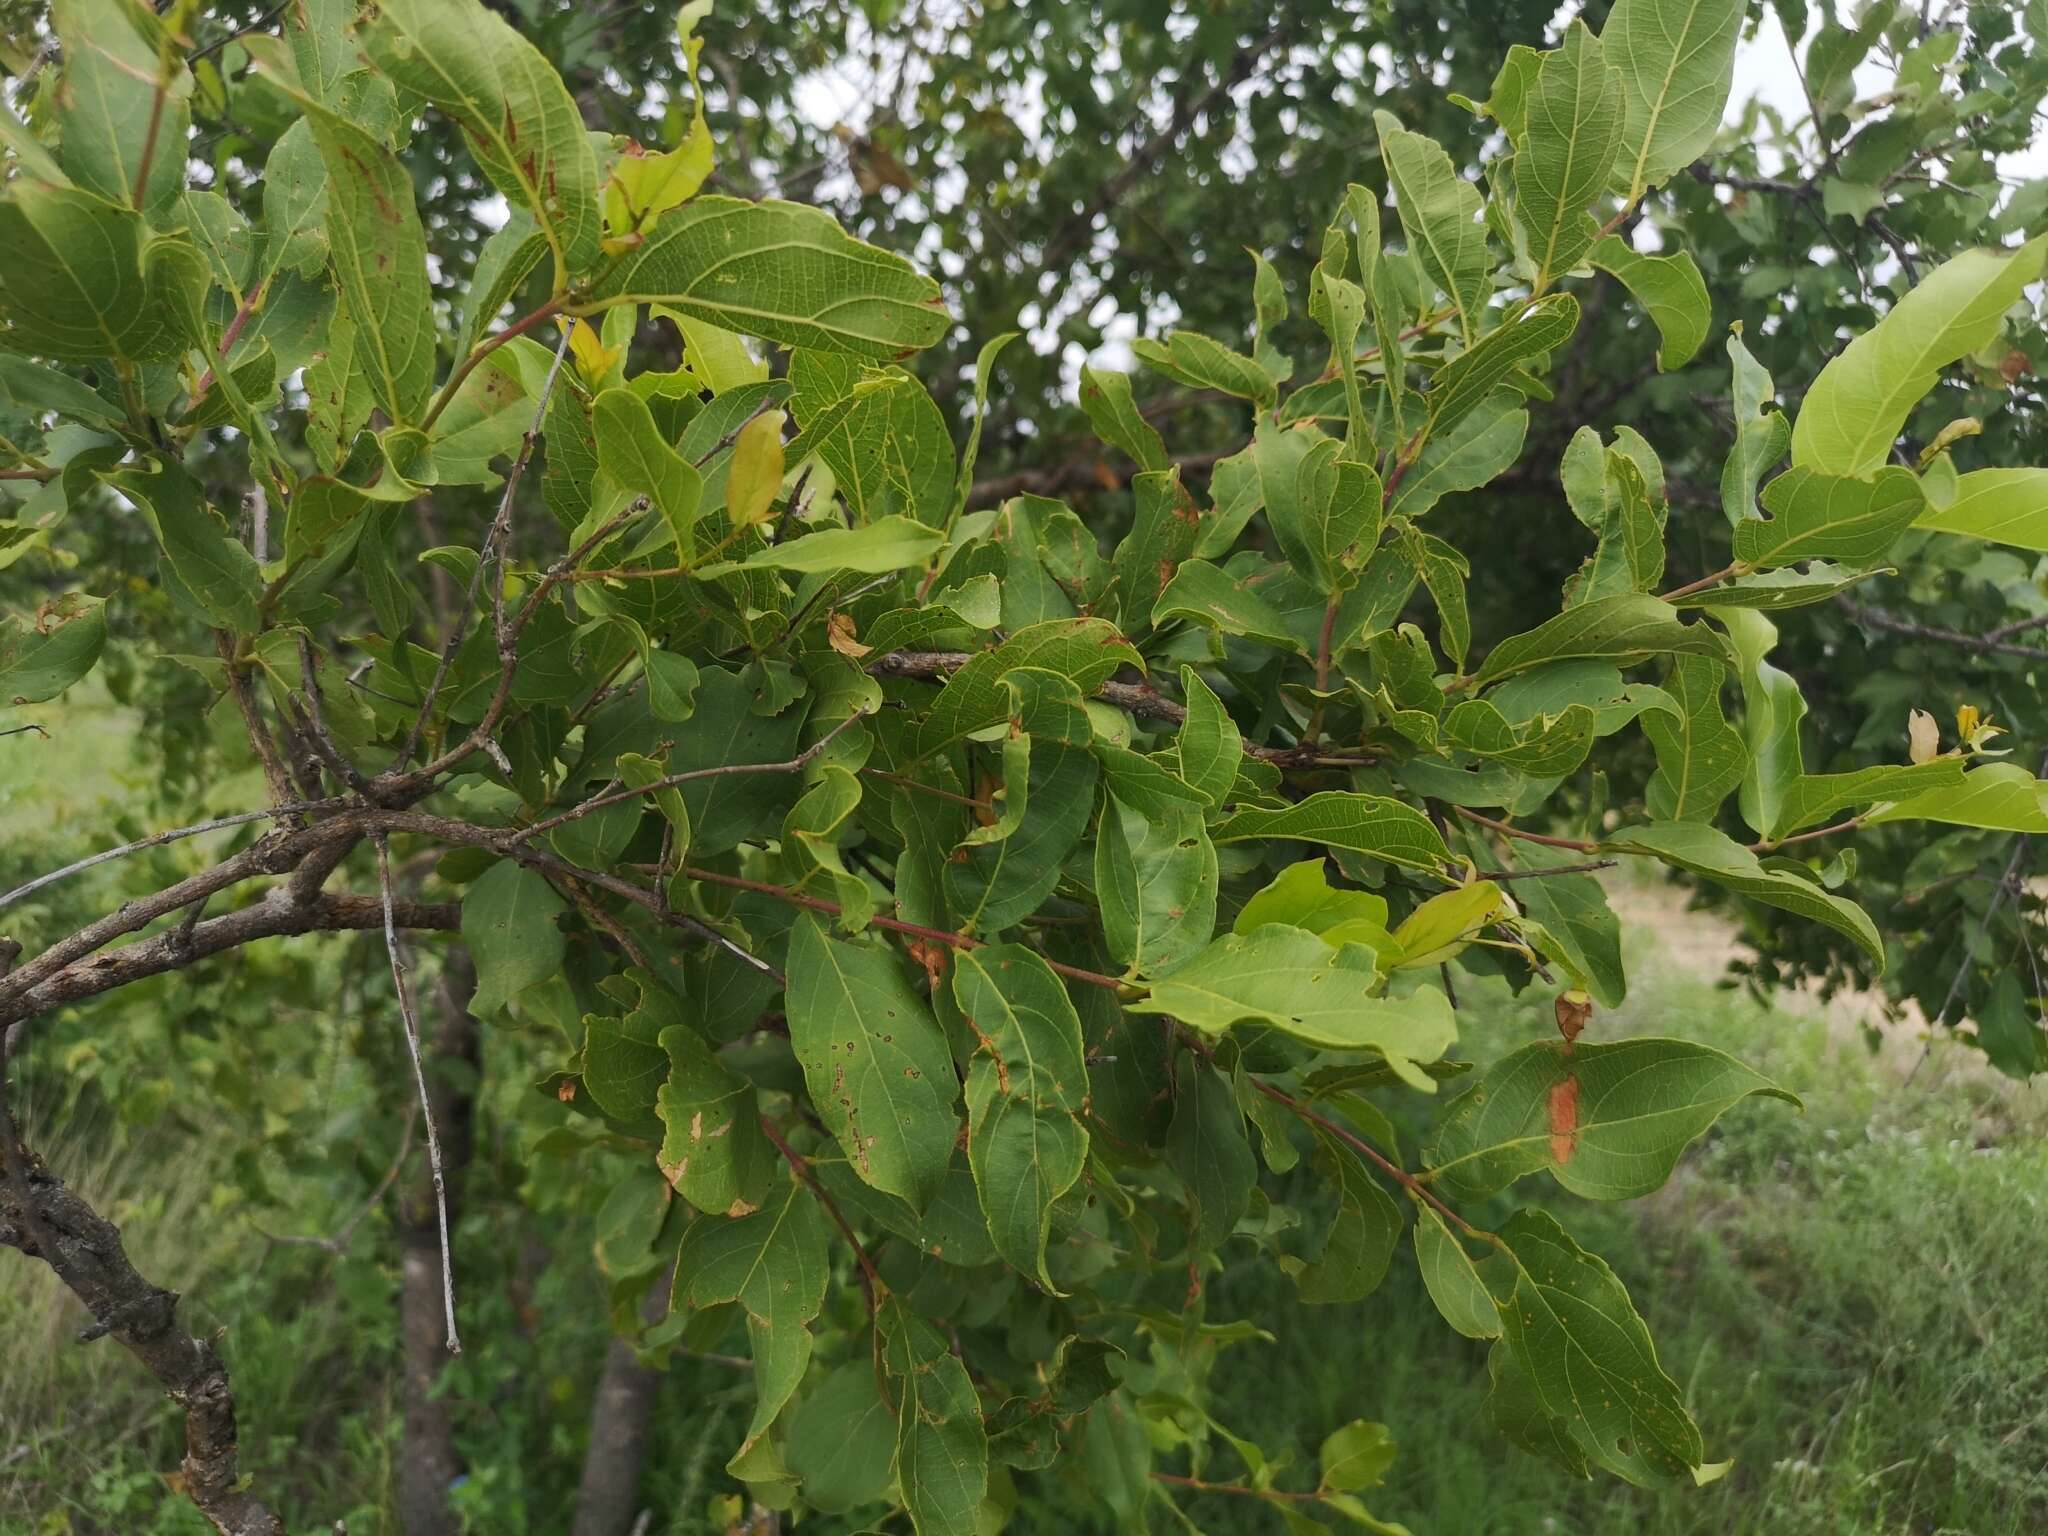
left=396, top=954, right=477, bottom=1536
left=568, top=1333, right=663, bottom=1536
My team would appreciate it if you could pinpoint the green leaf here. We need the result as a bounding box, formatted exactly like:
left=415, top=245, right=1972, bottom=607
left=0, top=357, right=124, bottom=430
left=1865, top=763, right=2048, bottom=833
left=1585, top=236, right=1709, bottom=370
left=1496, top=1209, right=1704, bottom=1484
left=584, top=196, right=949, bottom=358
left=1080, top=366, right=1170, bottom=472
left=945, top=740, right=1097, bottom=932
left=1096, top=795, right=1219, bottom=975
left=1428, top=1038, right=1796, bottom=1201
left=1375, top=113, right=1489, bottom=341
left=1722, top=608, right=1805, bottom=841
left=656, top=1024, right=775, bottom=1217
left=53, top=0, right=190, bottom=219
left=360, top=0, right=601, bottom=276
left=1286, top=1128, right=1401, bottom=1304
left=1602, top=0, right=1744, bottom=198
left=952, top=946, right=1090, bottom=1289
left=1210, top=792, right=1451, bottom=873
left=0, top=593, right=106, bottom=705
left=1485, top=1340, right=1589, bottom=1477
left=883, top=1300, right=990, bottom=1536
left=1642, top=654, right=1745, bottom=822
left=1914, top=468, right=2048, bottom=551
left=0, top=184, right=183, bottom=363
left=1412, top=1203, right=1501, bottom=1339
left=1320, top=1421, right=1398, bottom=1493
left=914, top=619, right=1140, bottom=756
left=1235, top=860, right=1391, bottom=943
left=1152, top=558, right=1310, bottom=654
left=676, top=1180, right=831, bottom=1457
left=1506, top=843, right=1625, bottom=1007
left=1132, top=330, right=1276, bottom=409
left=1514, top=23, right=1623, bottom=289
left=1176, top=667, right=1244, bottom=806
left=733, top=515, right=945, bottom=575
left=1165, top=1055, right=1258, bottom=1256
left=784, top=914, right=960, bottom=1209
left=1602, top=821, right=1883, bottom=968
left=1442, top=698, right=1597, bottom=777
left=1425, top=294, right=1581, bottom=438
left=264, top=62, right=436, bottom=424
left=1133, top=927, right=1455, bottom=1077
left=1732, top=466, right=1924, bottom=569
left=1791, top=236, right=2048, bottom=478
left=1110, top=468, right=1207, bottom=630
left=1722, top=333, right=1788, bottom=526
left=1773, top=759, right=1966, bottom=837
left=786, top=1363, right=895, bottom=1513
left=1671, top=563, right=1873, bottom=611
left=1474, top=595, right=1723, bottom=685
left=104, top=460, right=262, bottom=633
left=1389, top=394, right=1528, bottom=519
left=789, top=353, right=954, bottom=529
left=463, top=860, right=569, bottom=1017
left=592, top=387, right=703, bottom=550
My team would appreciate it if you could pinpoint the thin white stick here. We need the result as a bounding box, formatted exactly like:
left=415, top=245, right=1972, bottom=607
left=374, top=834, right=461, bottom=1354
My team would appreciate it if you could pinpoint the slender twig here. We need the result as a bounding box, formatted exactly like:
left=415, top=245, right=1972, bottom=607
left=757, top=1116, right=881, bottom=1317
left=510, top=710, right=871, bottom=845
left=869, top=651, right=1350, bottom=766
left=400, top=323, right=575, bottom=768
left=1837, top=598, right=2048, bottom=662
left=256, top=1106, right=417, bottom=1255
left=1451, top=806, right=1600, bottom=853
left=1659, top=562, right=1742, bottom=602
left=1479, top=859, right=1618, bottom=881
left=0, top=798, right=350, bottom=914
left=217, top=632, right=305, bottom=821
left=373, top=836, right=460, bottom=1354
left=0, top=722, right=45, bottom=739
left=678, top=864, right=1126, bottom=992
left=1151, top=1473, right=1320, bottom=1503
left=418, top=299, right=567, bottom=435
left=1754, top=815, right=1862, bottom=852
left=1249, top=1074, right=1490, bottom=1241
left=186, top=0, right=292, bottom=63
left=1984, top=612, right=2048, bottom=644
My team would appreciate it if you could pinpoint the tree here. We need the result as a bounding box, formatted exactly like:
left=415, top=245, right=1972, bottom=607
left=1, top=0, right=2044, bottom=1532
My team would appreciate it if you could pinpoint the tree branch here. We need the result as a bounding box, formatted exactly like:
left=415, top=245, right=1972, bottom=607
left=1836, top=597, right=2048, bottom=661
left=0, top=1047, right=284, bottom=1535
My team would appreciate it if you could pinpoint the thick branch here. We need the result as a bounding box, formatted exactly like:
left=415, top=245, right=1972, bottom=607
left=2, top=889, right=459, bottom=1028
left=0, top=1132, right=284, bottom=1535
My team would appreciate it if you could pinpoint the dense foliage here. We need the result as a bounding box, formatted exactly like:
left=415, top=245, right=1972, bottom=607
left=2, top=0, right=2046, bottom=1532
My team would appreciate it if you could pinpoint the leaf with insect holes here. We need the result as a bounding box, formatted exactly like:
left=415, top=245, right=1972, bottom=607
left=952, top=946, right=1089, bottom=1289
left=1496, top=1208, right=1705, bottom=1484
left=675, top=1179, right=831, bottom=1460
